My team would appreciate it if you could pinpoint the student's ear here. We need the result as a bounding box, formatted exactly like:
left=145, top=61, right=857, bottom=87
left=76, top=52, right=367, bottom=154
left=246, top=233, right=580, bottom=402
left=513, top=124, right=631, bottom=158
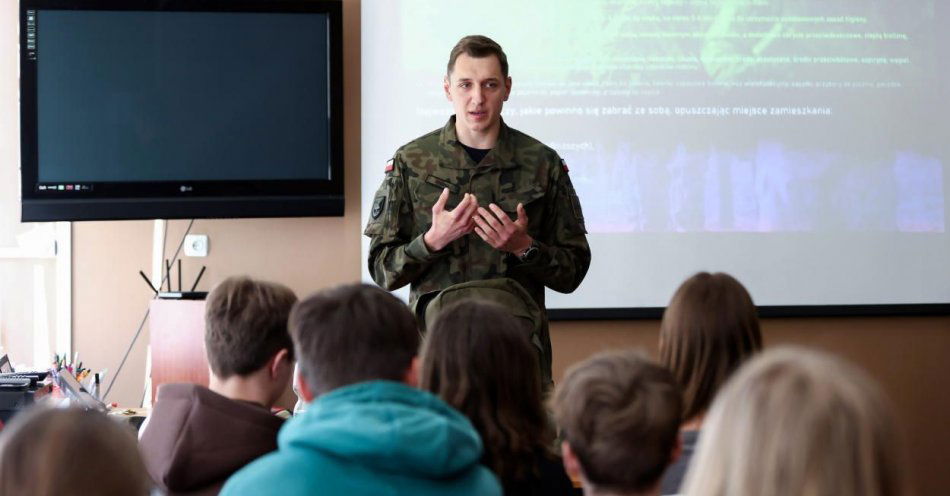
left=268, top=348, right=291, bottom=380
left=403, top=356, right=420, bottom=388
left=295, top=369, right=316, bottom=403
left=561, top=441, right=583, bottom=481
left=670, top=431, right=684, bottom=465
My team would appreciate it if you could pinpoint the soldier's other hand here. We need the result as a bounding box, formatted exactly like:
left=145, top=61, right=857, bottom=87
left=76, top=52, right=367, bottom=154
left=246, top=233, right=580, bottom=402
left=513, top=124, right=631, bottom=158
left=474, top=203, right=532, bottom=254
left=424, top=189, right=479, bottom=252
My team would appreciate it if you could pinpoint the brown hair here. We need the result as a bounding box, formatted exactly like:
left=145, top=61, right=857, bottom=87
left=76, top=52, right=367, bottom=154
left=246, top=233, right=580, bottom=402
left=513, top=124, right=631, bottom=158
left=0, top=406, right=153, bottom=495
left=419, top=299, right=550, bottom=487
left=290, top=283, right=419, bottom=397
left=447, top=35, right=509, bottom=77
left=683, top=346, right=909, bottom=496
left=659, top=272, right=761, bottom=422
left=204, top=276, right=297, bottom=378
left=552, top=350, right=682, bottom=494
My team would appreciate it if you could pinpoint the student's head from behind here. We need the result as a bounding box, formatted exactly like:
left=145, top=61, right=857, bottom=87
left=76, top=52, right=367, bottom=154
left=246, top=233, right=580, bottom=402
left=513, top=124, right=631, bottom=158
left=290, top=283, right=420, bottom=400
left=682, top=346, right=908, bottom=496
left=0, top=406, right=153, bottom=496
left=204, top=276, right=297, bottom=404
left=419, top=299, right=548, bottom=483
left=552, top=350, right=682, bottom=496
left=659, top=271, right=761, bottom=423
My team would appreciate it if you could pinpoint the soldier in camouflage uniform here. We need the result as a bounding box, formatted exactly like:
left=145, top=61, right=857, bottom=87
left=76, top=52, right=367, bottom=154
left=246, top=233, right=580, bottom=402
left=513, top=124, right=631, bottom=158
left=364, top=35, right=591, bottom=386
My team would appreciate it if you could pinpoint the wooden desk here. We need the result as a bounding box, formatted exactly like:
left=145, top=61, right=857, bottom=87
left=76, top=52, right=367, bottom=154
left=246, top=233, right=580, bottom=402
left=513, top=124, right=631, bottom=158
left=148, top=299, right=208, bottom=403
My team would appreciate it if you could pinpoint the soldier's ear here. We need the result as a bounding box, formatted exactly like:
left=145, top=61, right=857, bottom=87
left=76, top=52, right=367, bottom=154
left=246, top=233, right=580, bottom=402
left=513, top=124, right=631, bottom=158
left=504, top=76, right=512, bottom=101
left=444, top=76, right=452, bottom=101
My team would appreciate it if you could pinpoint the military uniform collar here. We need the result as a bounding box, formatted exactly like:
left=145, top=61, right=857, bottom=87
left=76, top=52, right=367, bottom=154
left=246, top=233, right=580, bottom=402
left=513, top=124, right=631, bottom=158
left=438, top=115, right=517, bottom=170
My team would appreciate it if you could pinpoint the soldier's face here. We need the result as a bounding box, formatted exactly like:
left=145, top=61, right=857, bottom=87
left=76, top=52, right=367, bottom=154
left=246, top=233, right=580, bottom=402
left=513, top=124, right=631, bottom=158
left=444, top=54, right=512, bottom=142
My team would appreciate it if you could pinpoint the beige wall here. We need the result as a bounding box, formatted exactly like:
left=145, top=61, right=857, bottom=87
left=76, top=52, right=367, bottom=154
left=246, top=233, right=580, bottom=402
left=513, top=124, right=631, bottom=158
left=72, top=0, right=363, bottom=406
left=66, top=0, right=948, bottom=493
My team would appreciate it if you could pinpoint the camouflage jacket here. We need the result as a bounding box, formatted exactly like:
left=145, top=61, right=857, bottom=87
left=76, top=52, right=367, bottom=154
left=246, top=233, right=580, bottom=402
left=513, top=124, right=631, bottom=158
left=364, top=116, right=591, bottom=313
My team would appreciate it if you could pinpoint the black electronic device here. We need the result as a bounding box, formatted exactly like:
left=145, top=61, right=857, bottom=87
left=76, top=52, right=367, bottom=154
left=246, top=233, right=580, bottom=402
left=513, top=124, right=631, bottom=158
left=139, top=263, right=208, bottom=300
left=0, top=354, right=50, bottom=380
left=0, top=389, right=34, bottom=424
left=0, top=374, right=39, bottom=390
left=157, top=291, right=209, bottom=300
left=9, top=370, right=48, bottom=381
left=20, top=0, right=344, bottom=221
left=0, top=377, right=31, bottom=391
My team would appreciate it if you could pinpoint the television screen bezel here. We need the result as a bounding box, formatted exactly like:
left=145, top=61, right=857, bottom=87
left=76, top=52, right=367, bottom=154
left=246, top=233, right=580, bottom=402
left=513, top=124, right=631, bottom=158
left=19, top=0, right=344, bottom=221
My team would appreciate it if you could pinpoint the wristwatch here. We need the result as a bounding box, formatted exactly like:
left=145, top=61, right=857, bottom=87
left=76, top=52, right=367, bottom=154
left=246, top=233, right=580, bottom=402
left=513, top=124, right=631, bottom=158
left=517, top=241, right=540, bottom=263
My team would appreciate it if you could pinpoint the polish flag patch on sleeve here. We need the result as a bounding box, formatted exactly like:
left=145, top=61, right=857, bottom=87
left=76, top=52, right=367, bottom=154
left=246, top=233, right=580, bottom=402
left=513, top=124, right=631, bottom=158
left=561, top=158, right=569, bottom=172
left=385, top=159, right=394, bottom=173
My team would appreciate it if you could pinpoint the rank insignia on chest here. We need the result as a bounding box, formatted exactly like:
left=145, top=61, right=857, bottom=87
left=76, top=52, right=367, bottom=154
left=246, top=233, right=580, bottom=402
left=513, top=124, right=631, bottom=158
left=385, top=159, right=394, bottom=173
left=371, top=196, right=386, bottom=219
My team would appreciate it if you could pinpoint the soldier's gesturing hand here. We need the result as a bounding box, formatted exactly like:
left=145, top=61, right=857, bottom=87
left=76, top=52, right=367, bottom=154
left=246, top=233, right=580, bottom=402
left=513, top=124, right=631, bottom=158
left=473, top=203, right=533, bottom=254
left=423, top=188, right=479, bottom=252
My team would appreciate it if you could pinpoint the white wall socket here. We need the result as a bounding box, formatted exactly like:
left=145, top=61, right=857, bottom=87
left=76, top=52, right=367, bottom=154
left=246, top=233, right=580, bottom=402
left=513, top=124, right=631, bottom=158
left=184, top=234, right=209, bottom=257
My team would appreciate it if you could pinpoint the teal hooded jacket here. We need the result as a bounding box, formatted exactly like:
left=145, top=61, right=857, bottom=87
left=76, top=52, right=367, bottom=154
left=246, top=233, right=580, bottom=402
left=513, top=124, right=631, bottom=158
left=220, top=380, right=501, bottom=496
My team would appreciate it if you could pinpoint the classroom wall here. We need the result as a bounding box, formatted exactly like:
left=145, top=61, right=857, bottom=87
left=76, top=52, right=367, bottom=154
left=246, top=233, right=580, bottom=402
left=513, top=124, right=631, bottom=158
left=71, top=0, right=363, bottom=407
left=65, top=0, right=948, bottom=493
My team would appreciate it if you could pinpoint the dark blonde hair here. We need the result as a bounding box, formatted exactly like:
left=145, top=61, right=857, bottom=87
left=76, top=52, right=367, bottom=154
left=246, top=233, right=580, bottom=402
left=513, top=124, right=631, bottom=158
left=659, top=272, right=761, bottom=421
left=419, top=300, right=549, bottom=487
left=683, top=347, right=909, bottom=496
left=0, top=406, right=153, bottom=495
left=552, top=350, right=682, bottom=494
left=447, top=35, right=509, bottom=77
left=290, top=283, right=419, bottom=397
left=204, top=276, right=297, bottom=378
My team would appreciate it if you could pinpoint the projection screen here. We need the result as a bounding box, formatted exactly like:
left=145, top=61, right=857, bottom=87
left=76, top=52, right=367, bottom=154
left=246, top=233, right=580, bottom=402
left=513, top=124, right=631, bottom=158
left=361, top=0, right=949, bottom=312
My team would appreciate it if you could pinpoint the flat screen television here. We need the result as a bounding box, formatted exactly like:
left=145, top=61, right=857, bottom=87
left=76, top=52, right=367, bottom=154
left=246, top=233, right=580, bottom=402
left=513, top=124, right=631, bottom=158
left=20, top=0, right=344, bottom=221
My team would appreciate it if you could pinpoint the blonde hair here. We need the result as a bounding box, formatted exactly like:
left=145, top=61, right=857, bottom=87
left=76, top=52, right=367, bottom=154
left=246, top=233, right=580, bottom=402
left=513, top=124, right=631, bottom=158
left=0, top=406, right=153, bottom=495
left=682, top=346, right=908, bottom=496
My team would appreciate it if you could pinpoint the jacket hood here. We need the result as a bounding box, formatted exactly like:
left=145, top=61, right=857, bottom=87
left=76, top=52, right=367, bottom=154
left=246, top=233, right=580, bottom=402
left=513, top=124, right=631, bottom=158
left=280, top=380, right=484, bottom=479
left=139, top=383, right=284, bottom=495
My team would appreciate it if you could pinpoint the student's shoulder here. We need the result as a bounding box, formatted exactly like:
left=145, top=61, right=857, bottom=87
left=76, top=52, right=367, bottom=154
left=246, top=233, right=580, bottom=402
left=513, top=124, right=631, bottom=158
left=220, top=451, right=317, bottom=496
left=457, top=464, right=504, bottom=496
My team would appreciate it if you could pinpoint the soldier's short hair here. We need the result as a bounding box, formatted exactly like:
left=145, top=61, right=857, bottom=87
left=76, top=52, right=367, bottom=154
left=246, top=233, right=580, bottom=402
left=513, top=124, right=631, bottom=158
left=290, top=283, right=420, bottom=397
left=204, top=276, right=297, bottom=378
left=552, top=350, right=682, bottom=494
left=447, top=35, right=509, bottom=77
